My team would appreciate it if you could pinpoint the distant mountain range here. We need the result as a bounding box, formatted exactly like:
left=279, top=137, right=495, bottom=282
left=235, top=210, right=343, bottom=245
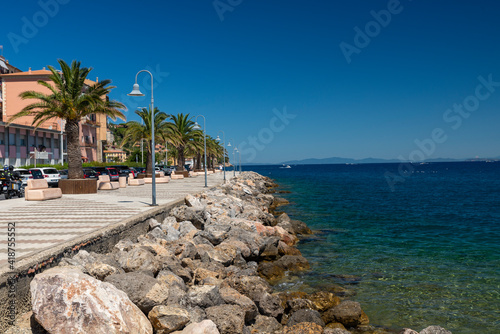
left=280, top=156, right=500, bottom=165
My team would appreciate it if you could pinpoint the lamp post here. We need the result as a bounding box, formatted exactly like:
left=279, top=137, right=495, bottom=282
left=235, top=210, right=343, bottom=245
left=215, top=131, right=226, bottom=183
left=193, top=115, right=207, bottom=187
left=238, top=148, right=242, bottom=174
left=234, top=148, right=239, bottom=175
left=227, top=139, right=236, bottom=177
left=128, top=70, right=157, bottom=206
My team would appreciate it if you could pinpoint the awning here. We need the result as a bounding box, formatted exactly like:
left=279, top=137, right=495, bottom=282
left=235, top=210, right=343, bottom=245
left=0, top=59, right=8, bottom=71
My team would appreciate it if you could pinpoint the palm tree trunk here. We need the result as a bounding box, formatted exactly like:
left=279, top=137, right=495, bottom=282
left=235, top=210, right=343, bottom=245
left=196, top=153, right=201, bottom=170
left=177, top=146, right=185, bottom=171
left=66, top=120, right=83, bottom=179
left=146, top=141, right=153, bottom=175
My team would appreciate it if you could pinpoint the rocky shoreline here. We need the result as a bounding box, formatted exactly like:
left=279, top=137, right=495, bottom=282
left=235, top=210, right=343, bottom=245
left=9, top=172, right=452, bottom=334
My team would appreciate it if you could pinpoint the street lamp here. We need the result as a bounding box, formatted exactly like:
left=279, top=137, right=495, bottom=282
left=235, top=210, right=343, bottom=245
left=227, top=139, right=236, bottom=177
left=216, top=131, right=226, bottom=183
left=193, top=115, right=207, bottom=187
left=238, top=147, right=242, bottom=174
left=128, top=70, right=157, bottom=206
left=234, top=147, right=240, bottom=175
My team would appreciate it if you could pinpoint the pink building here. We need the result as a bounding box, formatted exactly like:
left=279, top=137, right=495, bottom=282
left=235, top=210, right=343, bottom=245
left=0, top=56, right=106, bottom=166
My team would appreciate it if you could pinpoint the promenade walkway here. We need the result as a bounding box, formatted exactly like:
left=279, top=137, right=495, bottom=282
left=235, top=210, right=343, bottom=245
left=0, top=172, right=227, bottom=268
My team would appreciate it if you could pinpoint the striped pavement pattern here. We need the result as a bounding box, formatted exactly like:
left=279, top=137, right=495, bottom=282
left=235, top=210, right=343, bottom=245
left=0, top=198, right=143, bottom=266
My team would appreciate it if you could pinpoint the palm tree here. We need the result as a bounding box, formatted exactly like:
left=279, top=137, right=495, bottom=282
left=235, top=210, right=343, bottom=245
left=121, top=107, right=169, bottom=175
left=8, top=59, right=125, bottom=179
left=167, top=113, right=202, bottom=171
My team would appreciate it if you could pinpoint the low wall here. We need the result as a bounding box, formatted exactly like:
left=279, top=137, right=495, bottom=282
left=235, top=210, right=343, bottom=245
left=0, top=198, right=184, bottom=332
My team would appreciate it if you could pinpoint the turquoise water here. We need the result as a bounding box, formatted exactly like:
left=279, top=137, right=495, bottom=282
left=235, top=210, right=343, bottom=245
left=247, top=162, right=500, bottom=333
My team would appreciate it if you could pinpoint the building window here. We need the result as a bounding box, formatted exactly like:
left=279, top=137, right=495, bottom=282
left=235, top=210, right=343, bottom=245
left=20, top=135, right=26, bottom=146
left=9, top=133, right=15, bottom=145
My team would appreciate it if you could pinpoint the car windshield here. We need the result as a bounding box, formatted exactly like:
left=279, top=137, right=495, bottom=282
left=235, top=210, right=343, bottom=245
left=44, top=168, right=58, bottom=174
left=16, top=170, right=31, bottom=176
left=31, top=170, right=43, bottom=178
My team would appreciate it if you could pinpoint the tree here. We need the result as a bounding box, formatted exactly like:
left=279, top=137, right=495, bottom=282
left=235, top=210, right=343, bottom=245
left=167, top=113, right=202, bottom=171
left=121, top=107, right=169, bottom=175
left=9, top=59, right=125, bottom=179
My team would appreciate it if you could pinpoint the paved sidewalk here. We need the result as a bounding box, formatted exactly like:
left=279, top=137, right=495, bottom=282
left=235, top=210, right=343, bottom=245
left=0, top=172, right=227, bottom=266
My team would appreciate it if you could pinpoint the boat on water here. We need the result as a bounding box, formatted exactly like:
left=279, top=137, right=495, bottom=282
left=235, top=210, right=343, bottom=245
left=279, top=164, right=292, bottom=169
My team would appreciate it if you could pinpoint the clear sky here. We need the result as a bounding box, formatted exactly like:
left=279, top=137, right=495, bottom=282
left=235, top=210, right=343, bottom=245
left=2, top=0, right=499, bottom=163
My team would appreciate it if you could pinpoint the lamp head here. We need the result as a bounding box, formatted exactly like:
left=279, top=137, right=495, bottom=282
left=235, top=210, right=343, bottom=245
left=128, top=83, right=144, bottom=96
left=193, top=122, right=201, bottom=130
left=216, top=135, right=221, bottom=141
left=227, top=142, right=231, bottom=147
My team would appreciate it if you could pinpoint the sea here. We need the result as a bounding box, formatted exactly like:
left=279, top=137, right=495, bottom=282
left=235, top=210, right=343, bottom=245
left=244, top=161, right=500, bottom=334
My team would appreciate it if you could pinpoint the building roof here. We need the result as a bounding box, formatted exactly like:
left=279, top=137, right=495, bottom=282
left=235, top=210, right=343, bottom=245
left=104, top=149, right=126, bottom=153
left=0, top=69, right=52, bottom=77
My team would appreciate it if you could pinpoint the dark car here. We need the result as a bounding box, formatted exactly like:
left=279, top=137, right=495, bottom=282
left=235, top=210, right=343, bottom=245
left=111, top=165, right=133, bottom=177
left=91, top=167, right=119, bottom=181
left=105, top=167, right=119, bottom=181
left=82, top=168, right=98, bottom=179
left=134, top=167, right=146, bottom=174
left=91, top=167, right=109, bottom=177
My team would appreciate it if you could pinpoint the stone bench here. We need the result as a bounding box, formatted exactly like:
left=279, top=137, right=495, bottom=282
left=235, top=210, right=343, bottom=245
left=25, top=179, right=62, bottom=201
left=144, top=176, right=170, bottom=184
left=97, top=175, right=119, bottom=190
left=128, top=178, right=145, bottom=186
left=170, top=174, right=184, bottom=180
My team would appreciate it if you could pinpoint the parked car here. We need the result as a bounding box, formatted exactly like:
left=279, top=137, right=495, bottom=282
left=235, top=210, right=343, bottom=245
left=133, top=167, right=146, bottom=174
left=91, top=167, right=119, bottom=181
left=14, top=168, right=42, bottom=186
left=29, top=167, right=61, bottom=187
left=58, top=169, right=68, bottom=179
left=82, top=168, right=98, bottom=179
left=111, top=165, right=133, bottom=178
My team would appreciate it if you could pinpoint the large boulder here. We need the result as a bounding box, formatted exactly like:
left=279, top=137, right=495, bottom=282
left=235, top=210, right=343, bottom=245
left=286, top=309, right=325, bottom=328
left=172, top=319, right=220, bottom=334
left=257, top=292, right=284, bottom=319
left=219, top=287, right=259, bottom=323
left=323, top=328, right=351, bottom=334
left=205, top=304, right=245, bottom=334
left=283, top=322, right=323, bottom=334
left=420, top=326, right=453, bottom=334
left=290, top=220, right=312, bottom=235
left=258, top=255, right=310, bottom=282
left=184, top=285, right=223, bottom=308
left=221, top=274, right=272, bottom=303
left=118, top=247, right=160, bottom=274
left=322, top=301, right=369, bottom=328
left=148, top=305, right=190, bottom=334
left=307, top=291, right=341, bottom=312
left=30, top=267, right=152, bottom=334
left=248, top=315, right=283, bottom=334
left=104, top=272, right=169, bottom=313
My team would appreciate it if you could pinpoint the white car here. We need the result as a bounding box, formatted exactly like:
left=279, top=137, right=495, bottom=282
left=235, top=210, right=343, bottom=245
left=13, top=168, right=32, bottom=186
left=29, top=167, right=61, bottom=187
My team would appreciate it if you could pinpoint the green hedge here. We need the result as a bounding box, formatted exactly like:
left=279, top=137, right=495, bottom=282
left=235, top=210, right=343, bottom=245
left=19, top=162, right=145, bottom=170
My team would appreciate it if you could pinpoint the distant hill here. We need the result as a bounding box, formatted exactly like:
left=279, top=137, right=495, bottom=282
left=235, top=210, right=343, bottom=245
left=281, top=157, right=400, bottom=165
left=281, top=156, right=500, bottom=165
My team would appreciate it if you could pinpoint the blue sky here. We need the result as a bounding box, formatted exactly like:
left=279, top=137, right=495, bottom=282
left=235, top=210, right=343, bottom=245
left=2, top=0, right=499, bottom=163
